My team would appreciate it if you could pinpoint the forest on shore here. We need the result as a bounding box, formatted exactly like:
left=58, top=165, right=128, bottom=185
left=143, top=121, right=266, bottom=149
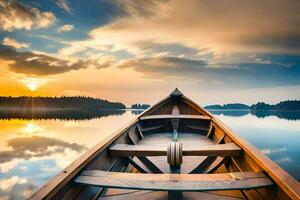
left=0, top=96, right=126, bottom=110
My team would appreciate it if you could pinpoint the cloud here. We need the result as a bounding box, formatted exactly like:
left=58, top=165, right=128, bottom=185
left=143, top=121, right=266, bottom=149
left=56, top=0, right=73, bottom=14
left=0, top=176, right=27, bottom=193
left=117, top=54, right=300, bottom=88
left=57, top=24, right=74, bottom=32
left=0, top=179, right=37, bottom=200
left=0, top=136, right=87, bottom=164
left=2, top=37, right=29, bottom=49
left=0, top=46, right=112, bottom=75
left=67, top=0, right=300, bottom=56
left=115, top=0, right=166, bottom=18
left=118, top=56, right=208, bottom=78
left=0, top=0, right=56, bottom=31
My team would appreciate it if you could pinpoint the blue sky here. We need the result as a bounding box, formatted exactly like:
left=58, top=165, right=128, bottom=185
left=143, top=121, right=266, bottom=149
left=0, top=0, right=300, bottom=105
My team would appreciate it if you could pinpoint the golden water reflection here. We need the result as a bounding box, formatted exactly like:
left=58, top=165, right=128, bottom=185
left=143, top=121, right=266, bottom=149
left=0, top=111, right=136, bottom=200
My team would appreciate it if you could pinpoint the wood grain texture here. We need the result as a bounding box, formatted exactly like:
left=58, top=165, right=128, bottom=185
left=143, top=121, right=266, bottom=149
left=109, top=143, right=241, bottom=157
left=187, top=124, right=209, bottom=131
left=75, top=170, right=273, bottom=191
left=29, top=89, right=300, bottom=200
left=140, top=114, right=211, bottom=120
left=181, top=94, right=300, bottom=199
left=139, top=125, right=163, bottom=132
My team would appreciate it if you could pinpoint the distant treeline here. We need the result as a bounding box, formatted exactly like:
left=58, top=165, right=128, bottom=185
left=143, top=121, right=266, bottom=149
left=131, top=103, right=150, bottom=109
left=205, top=100, right=300, bottom=111
left=0, top=109, right=125, bottom=120
left=251, top=100, right=300, bottom=111
left=0, top=96, right=126, bottom=110
left=204, top=103, right=250, bottom=110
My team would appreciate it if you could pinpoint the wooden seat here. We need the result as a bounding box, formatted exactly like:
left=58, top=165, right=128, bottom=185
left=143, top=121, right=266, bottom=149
left=75, top=170, right=273, bottom=191
left=139, top=114, right=211, bottom=121
left=109, top=143, right=241, bottom=157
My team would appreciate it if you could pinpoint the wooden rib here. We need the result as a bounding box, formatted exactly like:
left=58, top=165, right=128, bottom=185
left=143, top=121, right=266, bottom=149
left=189, top=156, right=217, bottom=174
left=126, top=157, right=151, bottom=173
left=140, top=114, right=211, bottom=121
left=136, top=124, right=144, bottom=138
left=217, top=134, right=226, bottom=144
left=190, top=128, right=226, bottom=174
left=204, top=157, right=228, bottom=174
left=187, top=125, right=209, bottom=132
left=140, top=125, right=163, bottom=132
left=137, top=157, right=163, bottom=174
left=127, top=132, right=137, bottom=145
left=206, top=123, right=214, bottom=138
left=109, top=143, right=242, bottom=157
left=75, top=170, right=273, bottom=191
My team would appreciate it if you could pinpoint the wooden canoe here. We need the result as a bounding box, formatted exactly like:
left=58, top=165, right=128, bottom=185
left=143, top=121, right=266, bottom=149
left=29, top=88, right=300, bottom=200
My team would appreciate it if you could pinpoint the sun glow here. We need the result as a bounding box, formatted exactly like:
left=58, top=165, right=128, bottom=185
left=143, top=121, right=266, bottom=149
left=26, top=82, right=37, bottom=91
left=19, top=78, right=48, bottom=92
left=21, top=123, right=41, bottom=134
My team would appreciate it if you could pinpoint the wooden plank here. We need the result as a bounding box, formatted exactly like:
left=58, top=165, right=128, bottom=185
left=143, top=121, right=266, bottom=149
left=126, top=157, right=150, bottom=173
left=187, top=124, right=209, bottom=132
left=136, top=124, right=144, bottom=138
left=137, top=157, right=163, bottom=173
left=140, top=125, right=163, bottom=132
left=189, top=156, right=217, bottom=174
left=109, top=143, right=242, bottom=157
left=74, top=158, right=128, bottom=200
left=75, top=170, right=273, bottom=191
left=204, top=157, right=228, bottom=174
left=100, top=190, right=243, bottom=200
left=206, top=123, right=214, bottom=138
left=140, top=114, right=211, bottom=121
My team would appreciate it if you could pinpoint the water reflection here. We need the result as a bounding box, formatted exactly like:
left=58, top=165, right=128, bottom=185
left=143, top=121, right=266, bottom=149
left=0, top=109, right=125, bottom=120
left=131, top=109, right=144, bottom=115
left=211, top=111, right=300, bottom=181
left=208, top=109, right=300, bottom=120
left=0, top=111, right=136, bottom=200
left=0, top=110, right=299, bottom=199
left=0, top=136, right=86, bottom=164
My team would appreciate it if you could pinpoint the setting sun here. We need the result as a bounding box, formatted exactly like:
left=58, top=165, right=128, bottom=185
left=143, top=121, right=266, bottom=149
left=21, top=122, right=41, bottom=134
left=19, top=78, right=48, bottom=92
left=27, top=82, right=37, bottom=91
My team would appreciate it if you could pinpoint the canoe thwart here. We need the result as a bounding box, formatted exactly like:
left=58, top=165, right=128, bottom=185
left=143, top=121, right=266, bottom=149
left=75, top=170, right=273, bottom=191
left=109, top=143, right=242, bottom=157
left=139, top=114, right=211, bottom=121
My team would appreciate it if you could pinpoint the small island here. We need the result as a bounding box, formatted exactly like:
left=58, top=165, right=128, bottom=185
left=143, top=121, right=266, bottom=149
left=204, top=103, right=250, bottom=110
left=251, top=100, right=300, bottom=111
left=131, top=103, right=150, bottom=110
left=204, top=100, right=300, bottom=111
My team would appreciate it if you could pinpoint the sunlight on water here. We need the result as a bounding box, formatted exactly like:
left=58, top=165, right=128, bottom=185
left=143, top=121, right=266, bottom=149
left=0, top=111, right=136, bottom=200
left=0, top=110, right=299, bottom=199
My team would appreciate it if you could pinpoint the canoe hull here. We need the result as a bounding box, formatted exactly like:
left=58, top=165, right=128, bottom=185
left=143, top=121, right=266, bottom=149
left=29, top=89, right=300, bottom=200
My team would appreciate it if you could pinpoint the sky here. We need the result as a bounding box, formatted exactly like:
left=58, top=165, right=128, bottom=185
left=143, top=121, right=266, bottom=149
left=0, top=0, right=300, bottom=106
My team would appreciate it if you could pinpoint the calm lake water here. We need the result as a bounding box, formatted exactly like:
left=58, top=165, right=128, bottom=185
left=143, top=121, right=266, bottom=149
left=0, top=110, right=299, bottom=199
